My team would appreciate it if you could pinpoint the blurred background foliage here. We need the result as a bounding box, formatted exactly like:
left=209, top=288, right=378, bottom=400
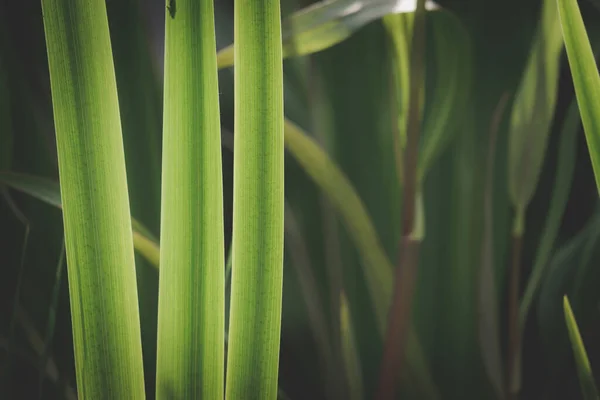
left=2, top=0, right=600, bottom=399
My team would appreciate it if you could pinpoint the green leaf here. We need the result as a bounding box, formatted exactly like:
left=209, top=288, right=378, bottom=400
left=508, top=0, right=564, bottom=216
left=418, top=10, right=472, bottom=180
left=40, top=0, right=146, bottom=397
left=563, top=296, right=600, bottom=400
left=537, top=209, right=600, bottom=373
left=225, top=0, right=285, bottom=398
left=520, top=99, right=580, bottom=325
left=558, top=0, right=600, bottom=193
left=383, top=11, right=413, bottom=163
left=478, top=93, right=510, bottom=400
left=155, top=0, right=226, bottom=397
left=0, top=172, right=62, bottom=208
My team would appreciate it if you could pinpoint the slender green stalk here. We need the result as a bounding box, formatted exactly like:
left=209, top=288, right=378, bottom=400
left=506, top=0, right=563, bottom=392
left=377, top=1, right=426, bottom=398
left=40, top=0, right=145, bottom=397
left=563, top=296, right=600, bottom=400
left=155, top=0, right=225, bottom=397
left=226, top=0, right=285, bottom=398
left=478, top=93, right=510, bottom=400
left=557, top=0, right=600, bottom=193
left=519, top=99, right=580, bottom=324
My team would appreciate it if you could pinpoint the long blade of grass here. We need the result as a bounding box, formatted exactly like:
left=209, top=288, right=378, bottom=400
left=40, top=0, right=146, bottom=396
left=557, top=0, right=600, bottom=193
left=508, top=0, right=563, bottom=213
left=225, top=0, right=285, bottom=397
left=377, top=0, right=426, bottom=397
left=155, top=0, right=225, bottom=397
left=417, top=10, right=472, bottom=180
left=478, top=93, right=510, bottom=400
left=519, top=99, right=580, bottom=324
left=563, top=296, right=600, bottom=400
left=506, top=0, right=563, bottom=391
left=383, top=11, right=413, bottom=176
left=537, top=209, right=600, bottom=367
left=0, top=173, right=62, bottom=208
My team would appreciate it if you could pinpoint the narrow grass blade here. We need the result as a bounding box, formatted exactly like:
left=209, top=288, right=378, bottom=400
left=519, top=99, right=580, bottom=324
left=506, top=0, right=563, bottom=391
left=383, top=11, right=413, bottom=167
left=0, top=172, right=62, bottom=208
left=537, top=210, right=600, bottom=365
left=377, top=0, right=427, bottom=396
left=155, top=0, right=225, bottom=397
left=226, top=0, right=285, bottom=398
left=418, top=10, right=472, bottom=180
left=478, top=93, right=510, bottom=400
left=508, top=0, right=564, bottom=214
left=563, top=296, right=600, bottom=400
left=216, top=0, right=440, bottom=68
left=558, top=0, right=600, bottom=193
left=40, top=0, right=146, bottom=396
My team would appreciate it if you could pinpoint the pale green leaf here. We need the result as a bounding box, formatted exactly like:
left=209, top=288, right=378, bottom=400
left=225, top=0, right=285, bottom=398
left=508, top=0, right=564, bottom=214
left=41, top=0, right=146, bottom=396
left=563, top=296, right=600, bottom=400
left=520, top=99, right=580, bottom=324
left=557, top=0, right=600, bottom=193
left=155, top=0, right=226, bottom=397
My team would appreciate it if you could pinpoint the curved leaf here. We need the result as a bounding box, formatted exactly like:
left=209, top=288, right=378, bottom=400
left=558, top=0, right=600, bottom=193
left=563, top=296, right=600, bottom=400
